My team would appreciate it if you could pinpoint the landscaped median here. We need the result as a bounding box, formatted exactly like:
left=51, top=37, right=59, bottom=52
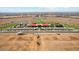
left=0, top=23, right=17, bottom=30
left=64, top=23, right=79, bottom=30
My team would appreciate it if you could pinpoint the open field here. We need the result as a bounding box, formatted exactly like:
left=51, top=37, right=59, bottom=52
left=0, top=14, right=79, bottom=30
left=0, top=12, right=79, bottom=51
left=0, top=13, right=79, bottom=24
left=0, top=33, right=79, bottom=51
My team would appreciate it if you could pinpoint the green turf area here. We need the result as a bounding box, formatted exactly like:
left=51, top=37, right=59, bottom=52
left=50, top=22, right=79, bottom=30
left=0, top=23, right=17, bottom=30
left=64, top=24, right=79, bottom=29
left=34, top=19, right=46, bottom=24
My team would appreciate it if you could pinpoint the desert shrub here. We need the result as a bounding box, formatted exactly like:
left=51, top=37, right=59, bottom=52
left=55, top=23, right=64, bottom=27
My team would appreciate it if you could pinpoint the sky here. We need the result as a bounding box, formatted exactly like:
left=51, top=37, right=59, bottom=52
left=0, top=7, right=79, bottom=12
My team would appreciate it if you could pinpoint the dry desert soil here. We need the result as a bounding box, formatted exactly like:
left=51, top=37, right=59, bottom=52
left=0, top=33, right=79, bottom=51
left=0, top=15, right=79, bottom=51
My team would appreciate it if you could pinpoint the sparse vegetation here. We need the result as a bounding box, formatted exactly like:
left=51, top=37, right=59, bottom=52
left=0, top=23, right=17, bottom=30
left=54, top=23, right=64, bottom=27
left=0, top=13, right=79, bottom=51
left=64, top=23, right=79, bottom=29
left=34, top=19, right=45, bottom=24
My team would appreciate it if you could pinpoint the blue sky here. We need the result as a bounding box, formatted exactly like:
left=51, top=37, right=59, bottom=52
left=0, top=7, right=79, bottom=12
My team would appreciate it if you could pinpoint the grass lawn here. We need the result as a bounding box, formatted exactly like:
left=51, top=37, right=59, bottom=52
left=0, top=24, right=17, bottom=30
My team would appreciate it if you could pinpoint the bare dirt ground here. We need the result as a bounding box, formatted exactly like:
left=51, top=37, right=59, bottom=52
left=0, top=33, right=79, bottom=51
left=0, top=15, right=79, bottom=51
left=0, top=16, right=79, bottom=24
left=39, top=33, right=79, bottom=51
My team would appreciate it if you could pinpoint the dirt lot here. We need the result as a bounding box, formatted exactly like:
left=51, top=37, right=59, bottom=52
left=0, top=16, right=79, bottom=24
left=0, top=15, right=79, bottom=51
left=0, top=33, right=79, bottom=51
